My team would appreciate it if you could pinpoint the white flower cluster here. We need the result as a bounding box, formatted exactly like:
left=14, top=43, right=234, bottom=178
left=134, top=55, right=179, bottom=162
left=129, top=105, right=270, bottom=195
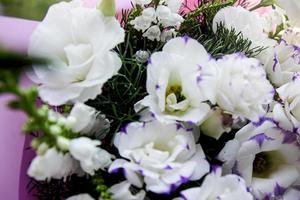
left=28, top=103, right=113, bottom=180
left=130, top=0, right=183, bottom=42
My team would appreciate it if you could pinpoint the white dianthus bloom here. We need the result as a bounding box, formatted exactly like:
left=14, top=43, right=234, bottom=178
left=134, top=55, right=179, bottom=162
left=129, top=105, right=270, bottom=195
left=213, top=6, right=276, bottom=50
left=66, top=194, right=94, bottom=200
left=218, top=104, right=300, bottom=199
left=136, top=37, right=217, bottom=124
left=143, top=25, right=161, bottom=41
left=282, top=27, right=300, bottom=47
left=277, top=78, right=300, bottom=128
left=28, top=0, right=124, bottom=106
left=108, top=181, right=146, bottom=200
left=28, top=148, right=78, bottom=181
left=69, top=137, right=113, bottom=175
left=262, top=40, right=300, bottom=87
left=215, top=53, right=274, bottom=121
left=179, top=167, right=253, bottom=200
left=276, top=0, right=300, bottom=27
left=109, top=120, right=210, bottom=194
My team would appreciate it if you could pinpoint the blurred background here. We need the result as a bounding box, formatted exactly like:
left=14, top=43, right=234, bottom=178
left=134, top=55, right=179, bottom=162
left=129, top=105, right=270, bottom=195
left=0, top=0, right=66, bottom=20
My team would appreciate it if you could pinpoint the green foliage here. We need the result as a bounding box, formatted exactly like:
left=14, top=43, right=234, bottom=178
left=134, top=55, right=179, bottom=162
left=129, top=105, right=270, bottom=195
left=0, top=49, right=78, bottom=151
left=179, top=0, right=265, bottom=58
left=0, top=0, right=62, bottom=20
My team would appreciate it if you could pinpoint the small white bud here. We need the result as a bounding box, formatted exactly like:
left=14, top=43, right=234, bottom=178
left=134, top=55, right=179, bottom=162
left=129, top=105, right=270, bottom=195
left=37, top=143, right=49, bottom=155
left=57, top=136, right=70, bottom=151
left=50, top=125, right=62, bottom=135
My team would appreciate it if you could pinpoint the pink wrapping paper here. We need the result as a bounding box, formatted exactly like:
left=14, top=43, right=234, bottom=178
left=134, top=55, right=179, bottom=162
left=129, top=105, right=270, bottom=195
left=0, top=0, right=263, bottom=199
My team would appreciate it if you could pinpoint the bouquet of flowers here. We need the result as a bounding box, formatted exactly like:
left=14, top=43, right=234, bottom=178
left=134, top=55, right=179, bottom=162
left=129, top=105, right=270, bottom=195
left=1, top=0, right=300, bottom=199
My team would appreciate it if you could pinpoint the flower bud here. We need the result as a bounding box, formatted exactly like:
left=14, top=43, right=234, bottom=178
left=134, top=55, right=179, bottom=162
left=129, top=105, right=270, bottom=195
left=97, top=0, right=116, bottom=17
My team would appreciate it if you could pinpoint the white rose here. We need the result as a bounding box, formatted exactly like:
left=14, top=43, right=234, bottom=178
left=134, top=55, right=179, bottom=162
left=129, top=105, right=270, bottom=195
left=218, top=104, right=300, bottom=199
left=276, top=0, right=300, bottom=26
left=277, top=78, right=300, bottom=128
left=69, top=137, right=113, bottom=175
left=215, top=53, right=274, bottom=121
left=28, top=148, right=78, bottom=181
left=108, top=181, right=146, bottom=200
left=109, top=120, right=210, bottom=194
left=213, top=6, right=276, bottom=50
left=262, top=41, right=300, bottom=87
left=66, top=194, right=94, bottom=200
left=282, top=27, right=300, bottom=47
left=136, top=37, right=217, bottom=124
left=28, top=0, right=124, bottom=106
left=179, top=167, right=253, bottom=200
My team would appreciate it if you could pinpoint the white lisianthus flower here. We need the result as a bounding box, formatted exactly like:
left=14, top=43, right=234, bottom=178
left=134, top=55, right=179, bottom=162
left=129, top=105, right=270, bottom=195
left=28, top=0, right=124, bottom=106
left=218, top=104, right=300, bottom=199
left=179, top=167, right=253, bottom=200
left=109, top=120, right=210, bottom=194
left=66, top=194, right=94, bottom=200
left=108, top=181, right=146, bottom=200
left=282, top=28, right=300, bottom=47
left=283, top=188, right=300, bottom=200
left=215, top=53, right=274, bottom=121
left=136, top=37, right=217, bottom=124
left=28, top=148, right=78, bottom=181
left=276, top=0, right=300, bottom=26
left=69, top=137, right=113, bottom=175
left=277, top=78, right=300, bottom=128
left=262, top=40, right=300, bottom=87
left=213, top=6, right=276, bottom=50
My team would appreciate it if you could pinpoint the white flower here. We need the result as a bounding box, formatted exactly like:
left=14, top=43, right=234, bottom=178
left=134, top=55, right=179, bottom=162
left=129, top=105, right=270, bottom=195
left=131, top=0, right=152, bottom=6
left=262, top=6, right=285, bottom=33
left=162, top=0, right=183, bottom=13
left=143, top=25, right=161, bottom=41
left=109, top=120, right=210, bottom=194
left=218, top=104, right=300, bottom=199
left=28, top=0, right=124, bottom=106
left=108, top=181, right=146, bottom=200
left=283, top=188, right=300, bottom=200
left=276, top=0, right=300, bottom=26
left=66, top=194, right=94, bottom=200
left=213, top=6, right=276, bottom=50
left=200, top=107, right=232, bottom=140
left=28, top=148, right=78, bottom=181
left=262, top=40, right=300, bottom=87
left=68, top=103, right=110, bottom=137
left=160, top=29, right=177, bottom=42
left=136, top=37, right=217, bottom=124
left=69, top=137, right=113, bottom=175
left=179, top=167, right=253, bottom=200
left=130, top=15, right=153, bottom=32
left=277, top=78, right=300, bottom=128
left=282, top=27, right=300, bottom=47
left=156, top=5, right=183, bottom=28
left=215, top=53, right=274, bottom=121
